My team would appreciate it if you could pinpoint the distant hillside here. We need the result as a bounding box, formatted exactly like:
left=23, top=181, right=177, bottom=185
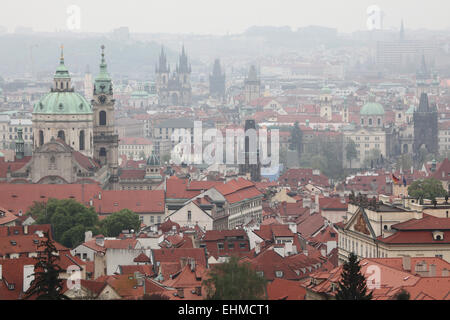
left=0, top=34, right=174, bottom=79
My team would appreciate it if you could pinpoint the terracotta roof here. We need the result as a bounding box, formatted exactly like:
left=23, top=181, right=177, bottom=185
left=166, top=176, right=201, bottom=199
left=152, top=248, right=207, bottom=268
left=267, top=278, right=307, bottom=300
left=391, top=215, right=450, bottom=231
left=296, top=213, right=325, bottom=238
left=0, top=156, right=31, bottom=179
left=133, top=253, right=151, bottom=263
left=0, top=206, right=18, bottom=226
left=119, top=265, right=155, bottom=277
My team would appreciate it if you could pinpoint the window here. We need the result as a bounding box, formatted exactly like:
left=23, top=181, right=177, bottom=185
left=150, top=216, right=154, bottom=223
left=240, top=243, right=246, bottom=249
left=99, top=111, right=107, bottom=126
left=228, top=243, right=235, bottom=250
left=82, top=253, right=87, bottom=260
left=39, top=130, right=44, bottom=146
left=79, top=130, right=85, bottom=150
left=218, top=243, right=224, bottom=250
left=57, top=130, right=65, bottom=142
left=187, top=210, right=192, bottom=222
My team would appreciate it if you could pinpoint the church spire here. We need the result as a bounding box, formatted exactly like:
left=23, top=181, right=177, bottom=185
left=94, top=45, right=112, bottom=95
left=400, top=19, right=405, bottom=41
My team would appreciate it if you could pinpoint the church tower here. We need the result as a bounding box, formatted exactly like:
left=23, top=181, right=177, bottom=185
left=177, top=45, right=192, bottom=105
left=92, top=45, right=119, bottom=189
left=413, top=93, right=438, bottom=157
left=244, top=65, right=261, bottom=104
left=156, top=46, right=170, bottom=105
left=209, top=59, right=226, bottom=98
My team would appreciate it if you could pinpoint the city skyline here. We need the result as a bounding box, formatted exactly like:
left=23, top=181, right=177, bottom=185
left=1, top=0, right=450, bottom=35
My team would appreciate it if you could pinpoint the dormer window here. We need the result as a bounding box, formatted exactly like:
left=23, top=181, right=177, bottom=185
left=275, top=271, right=283, bottom=278
left=433, top=231, right=444, bottom=241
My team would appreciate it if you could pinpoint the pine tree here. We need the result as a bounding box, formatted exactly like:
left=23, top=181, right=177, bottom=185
left=335, top=252, right=372, bottom=300
left=24, top=232, right=70, bottom=300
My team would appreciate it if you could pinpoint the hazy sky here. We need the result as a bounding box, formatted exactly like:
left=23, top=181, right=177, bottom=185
left=1, top=0, right=449, bottom=34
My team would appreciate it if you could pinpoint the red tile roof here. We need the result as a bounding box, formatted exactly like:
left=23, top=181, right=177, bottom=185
left=133, top=253, right=151, bottom=263
left=267, top=278, right=307, bottom=300
left=152, top=248, right=207, bottom=268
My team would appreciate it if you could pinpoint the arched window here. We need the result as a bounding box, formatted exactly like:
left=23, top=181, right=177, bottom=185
left=57, top=130, right=65, bottom=142
left=39, top=130, right=44, bottom=146
left=361, top=118, right=364, bottom=125
left=368, top=118, right=373, bottom=126
left=79, top=130, right=85, bottom=151
left=99, top=111, right=106, bottom=126
left=100, top=148, right=107, bottom=157
left=378, top=118, right=381, bottom=126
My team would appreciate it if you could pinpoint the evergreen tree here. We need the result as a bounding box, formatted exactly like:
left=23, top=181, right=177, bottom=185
left=24, top=232, right=70, bottom=300
left=335, top=252, right=372, bottom=300
left=203, top=256, right=267, bottom=300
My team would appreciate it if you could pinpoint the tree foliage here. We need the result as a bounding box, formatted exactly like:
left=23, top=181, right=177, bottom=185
left=28, top=198, right=100, bottom=248
left=289, top=121, right=303, bottom=155
left=203, top=256, right=267, bottom=300
left=408, top=178, right=447, bottom=201
left=335, top=253, right=372, bottom=300
left=100, top=209, right=141, bottom=237
left=24, top=232, right=70, bottom=300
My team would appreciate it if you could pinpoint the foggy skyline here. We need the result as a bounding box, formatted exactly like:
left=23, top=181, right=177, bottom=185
left=1, top=0, right=449, bottom=35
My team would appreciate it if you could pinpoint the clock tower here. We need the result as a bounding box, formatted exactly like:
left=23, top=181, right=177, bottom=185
left=92, top=45, right=119, bottom=189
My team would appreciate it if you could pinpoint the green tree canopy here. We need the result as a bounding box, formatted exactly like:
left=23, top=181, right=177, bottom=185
left=407, top=178, right=447, bottom=201
left=393, top=289, right=410, bottom=300
left=24, top=232, right=70, bottom=300
left=289, top=121, right=303, bottom=153
left=203, top=256, right=267, bottom=300
left=100, top=209, right=141, bottom=237
left=335, top=252, right=373, bottom=300
left=27, top=198, right=100, bottom=248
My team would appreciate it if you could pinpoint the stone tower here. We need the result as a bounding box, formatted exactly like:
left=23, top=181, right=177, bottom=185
left=239, top=119, right=261, bottom=182
left=413, top=93, right=438, bottom=157
left=155, top=46, right=170, bottom=105
left=244, top=65, right=261, bottom=104
left=176, top=45, right=192, bottom=105
left=209, top=59, right=225, bottom=98
left=92, top=45, right=119, bottom=189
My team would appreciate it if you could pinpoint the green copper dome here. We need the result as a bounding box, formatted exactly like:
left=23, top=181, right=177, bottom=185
left=33, top=92, right=93, bottom=114
left=360, top=102, right=385, bottom=116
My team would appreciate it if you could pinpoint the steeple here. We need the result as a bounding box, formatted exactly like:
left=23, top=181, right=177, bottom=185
left=157, top=46, right=168, bottom=73
left=400, top=19, right=405, bottom=41
left=53, top=45, right=72, bottom=92
left=178, top=45, right=190, bottom=74
left=94, top=45, right=112, bottom=95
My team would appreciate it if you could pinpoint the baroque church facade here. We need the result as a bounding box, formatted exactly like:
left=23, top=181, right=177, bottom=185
left=155, top=46, right=192, bottom=106
left=3, top=46, right=119, bottom=189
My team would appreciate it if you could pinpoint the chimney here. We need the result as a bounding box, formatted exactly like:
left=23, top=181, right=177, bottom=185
left=23, top=225, right=28, bottom=235
left=190, top=259, right=196, bottom=272
left=303, top=249, right=308, bottom=256
left=288, top=222, right=297, bottom=234
left=195, top=286, right=202, bottom=296
left=429, top=264, right=436, bottom=277
left=0, top=264, right=2, bottom=280
left=402, top=256, right=411, bottom=271
left=180, top=257, right=188, bottom=268
left=177, top=288, right=184, bottom=298
left=85, top=231, right=93, bottom=243
left=98, top=192, right=102, bottom=200
left=95, top=235, right=105, bottom=247
left=23, top=265, right=34, bottom=293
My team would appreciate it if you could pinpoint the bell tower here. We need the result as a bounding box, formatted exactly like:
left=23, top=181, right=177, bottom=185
left=92, top=45, right=119, bottom=189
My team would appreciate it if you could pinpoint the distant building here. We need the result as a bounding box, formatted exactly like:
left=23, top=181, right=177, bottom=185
left=156, top=46, right=192, bottom=106
left=244, top=65, right=261, bottom=105
left=209, top=59, right=225, bottom=98
left=413, top=93, right=438, bottom=157
left=239, top=119, right=261, bottom=182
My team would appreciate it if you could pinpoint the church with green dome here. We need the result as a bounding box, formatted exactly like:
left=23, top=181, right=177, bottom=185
left=5, top=46, right=120, bottom=189
left=32, top=46, right=94, bottom=157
